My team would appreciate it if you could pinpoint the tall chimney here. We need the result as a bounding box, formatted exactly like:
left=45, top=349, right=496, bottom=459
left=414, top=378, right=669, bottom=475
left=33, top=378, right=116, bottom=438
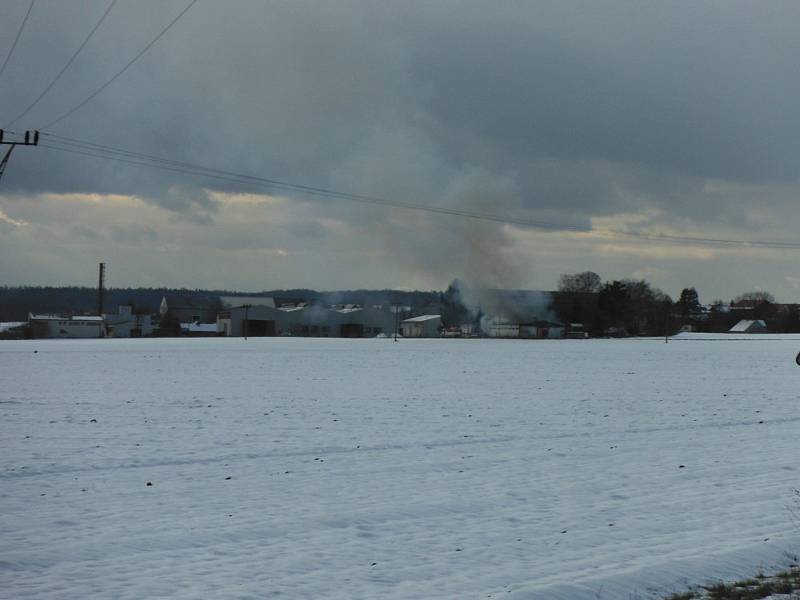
left=97, top=262, right=106, bottom=316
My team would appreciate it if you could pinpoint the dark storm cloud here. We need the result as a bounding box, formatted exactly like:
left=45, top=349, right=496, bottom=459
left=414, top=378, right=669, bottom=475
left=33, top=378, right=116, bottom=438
left=4, top=2, right=798, bottom=203
left=2, top=1, right=800, bottom=294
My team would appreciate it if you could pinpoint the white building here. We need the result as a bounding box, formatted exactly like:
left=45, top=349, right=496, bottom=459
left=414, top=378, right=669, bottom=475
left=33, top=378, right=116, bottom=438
left=28, top=314, right=104, bottom=339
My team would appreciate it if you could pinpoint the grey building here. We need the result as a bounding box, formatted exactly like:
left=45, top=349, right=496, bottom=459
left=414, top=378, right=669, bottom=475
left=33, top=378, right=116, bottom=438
left=217, top=303, right=398, bottom=338
left=729, top=319, right=767, bottom=334
left=159, top=296, right=220, bottom=324
left=401, top=315, right=442, bottom=338
left=106, top=305, right=153, bottom=337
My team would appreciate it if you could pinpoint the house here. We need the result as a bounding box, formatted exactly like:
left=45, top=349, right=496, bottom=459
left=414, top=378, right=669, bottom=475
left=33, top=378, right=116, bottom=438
left=401, top=315, right=442, bottom=338
left=28, top=314, right=104, bottom=338
left=729, top=319, right=767, bottom=334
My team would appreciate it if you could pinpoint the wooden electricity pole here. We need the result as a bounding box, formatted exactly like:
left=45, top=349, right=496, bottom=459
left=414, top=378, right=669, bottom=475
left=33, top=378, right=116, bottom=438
left=0, top=130, right=39, bottom=182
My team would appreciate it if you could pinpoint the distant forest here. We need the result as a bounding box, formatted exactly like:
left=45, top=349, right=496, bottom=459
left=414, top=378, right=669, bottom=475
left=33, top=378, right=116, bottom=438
left=0, top=286, right=442, bottom=322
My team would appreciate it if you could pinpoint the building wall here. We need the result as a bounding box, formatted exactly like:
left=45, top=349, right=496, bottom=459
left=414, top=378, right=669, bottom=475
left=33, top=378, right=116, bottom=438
left=401, top=322, right=424, bottom=337
left=30, top=318, right=103, bottom=339
left=222, top=305, right=284, bottom=336
left=106, top=314, right=153, bottom=337
left=401, top=317, right=441, bottom=338
left=486, top=323, right=520, bottom=338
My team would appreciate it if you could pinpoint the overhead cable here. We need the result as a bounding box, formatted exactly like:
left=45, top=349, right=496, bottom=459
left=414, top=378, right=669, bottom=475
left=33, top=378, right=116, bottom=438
left=6, top=0, right=120, bottom=128
left=42, top=0, right=197, bottom=130
left=35, top=134, right=800, bottom=251
left=0, top=0, right=36, bottom=80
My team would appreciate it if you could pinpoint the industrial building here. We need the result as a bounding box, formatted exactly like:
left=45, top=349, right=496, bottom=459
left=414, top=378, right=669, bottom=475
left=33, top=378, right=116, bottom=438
left=217, top=302, right=401, bottom=338
left=484, top=319, right=565, bottom=339
left=401, top=315, right=442, bottom=338
left=28, top=314, right=104, bottom=338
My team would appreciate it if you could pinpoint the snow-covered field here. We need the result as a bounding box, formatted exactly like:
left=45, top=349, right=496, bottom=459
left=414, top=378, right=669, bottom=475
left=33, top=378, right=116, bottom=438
left=2, top=337, right=800, bottom=599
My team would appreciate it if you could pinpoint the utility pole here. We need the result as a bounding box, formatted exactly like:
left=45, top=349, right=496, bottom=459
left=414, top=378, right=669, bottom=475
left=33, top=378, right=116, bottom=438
left=243, top=304, right=251, bottom=340
left=97, top=262, right=106, bottom=338
left=0, top=130, right=39, bottom=182
left=391, top=303, right=402, bottom=342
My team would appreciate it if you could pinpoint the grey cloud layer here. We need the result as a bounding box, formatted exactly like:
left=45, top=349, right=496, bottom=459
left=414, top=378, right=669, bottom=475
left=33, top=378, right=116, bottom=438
left=1, top=1, right=799, bottom=296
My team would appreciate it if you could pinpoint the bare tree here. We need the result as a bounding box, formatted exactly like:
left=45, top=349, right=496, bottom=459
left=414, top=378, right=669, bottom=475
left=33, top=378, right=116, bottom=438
left=733, top=290, right=775, bottom=305
left=557, top=271, right=602, bottom=293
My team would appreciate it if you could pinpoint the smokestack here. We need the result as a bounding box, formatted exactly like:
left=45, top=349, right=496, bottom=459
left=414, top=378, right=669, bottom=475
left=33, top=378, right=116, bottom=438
left=97, top=262, right=106, bottom=316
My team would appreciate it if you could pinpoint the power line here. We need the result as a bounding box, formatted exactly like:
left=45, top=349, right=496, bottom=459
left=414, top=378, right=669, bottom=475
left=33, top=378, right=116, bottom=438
left=33, top=134, right=800, bottom=251
left=39, top=139, right=584, bottom=231
left=6, top=0, right=120, bottom=128
left=0, top=0, right=35, bottom=80
left=44, top=133, right=584, bottom=229
left=42, top=0, right=197, bottom=130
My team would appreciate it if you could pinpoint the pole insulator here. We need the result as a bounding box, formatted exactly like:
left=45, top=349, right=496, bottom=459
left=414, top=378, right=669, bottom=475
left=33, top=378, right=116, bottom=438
left=24, top=131, right=29, bottom=144
left=0, top=130, right=3, bottom=143
left=33, top=131, right=39, bottom=145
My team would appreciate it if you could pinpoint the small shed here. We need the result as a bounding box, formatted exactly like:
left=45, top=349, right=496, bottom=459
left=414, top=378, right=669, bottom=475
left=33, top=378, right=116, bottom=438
left=729, top=319, right=767, bottom=334
left=401, top=315, right=442, bottom=338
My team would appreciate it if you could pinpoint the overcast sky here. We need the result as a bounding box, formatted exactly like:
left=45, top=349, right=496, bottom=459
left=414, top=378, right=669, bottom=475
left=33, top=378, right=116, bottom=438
left=1, top=0, right=800, bottom=301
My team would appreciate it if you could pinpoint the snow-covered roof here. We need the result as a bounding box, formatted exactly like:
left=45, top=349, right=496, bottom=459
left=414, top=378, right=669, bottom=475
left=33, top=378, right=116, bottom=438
left=0, top=322, right=25, bottom=332
left=181, top=322, right=218, bottom=333
left=220, top=296, right=276, bottom=309
left=402, top=315, right=441, bottom=323
left=729, top=319, right=766, bottom=333
left=28, top=314, right=103, bottom=322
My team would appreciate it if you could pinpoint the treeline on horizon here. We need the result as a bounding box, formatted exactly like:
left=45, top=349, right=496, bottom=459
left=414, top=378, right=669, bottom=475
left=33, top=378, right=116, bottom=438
left=3, top=272, right=800, bottom=336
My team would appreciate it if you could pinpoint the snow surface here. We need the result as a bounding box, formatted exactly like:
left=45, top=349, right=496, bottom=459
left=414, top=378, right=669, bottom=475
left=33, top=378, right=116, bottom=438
left=2, top=337, right=800, bottom=599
